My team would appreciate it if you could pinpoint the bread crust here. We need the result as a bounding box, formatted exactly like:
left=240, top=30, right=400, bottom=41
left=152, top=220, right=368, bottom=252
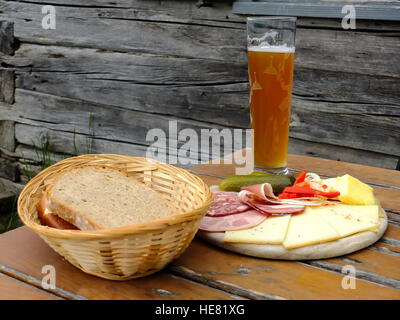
left=46, top=192, right=101, bottom=230
left=37, top=194, right=79, bottom=230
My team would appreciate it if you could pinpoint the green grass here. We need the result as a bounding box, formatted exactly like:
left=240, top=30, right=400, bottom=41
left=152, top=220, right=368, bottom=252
left=1, top=114, right=96, bottom=234
left=2, top=138, right=55, bottom=233
left=1, top=196, right=22, bottom=233
left=85, top=112, right=94, bottom=154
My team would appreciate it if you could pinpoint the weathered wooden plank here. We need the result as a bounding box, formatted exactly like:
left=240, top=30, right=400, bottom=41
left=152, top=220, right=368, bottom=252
left=2, top=1, right=400, bottom=76
left=0, top=21, right=15, bottom=55
left=0, top=70, right=15, bottom=104
left=290, top=97, right=400, bottom=157
left=233, top=1, right=400, bottom=21
left=8, top=43, right=249, bottom=127
left=0, top=120, right=15, bottom=152
left=5, top=42, right=398, bottom=156
left=0, top=177, right=23, bottom=194
left=298, top=17, right=400, bottom=32
left=1, top=2, right=246, bottom=62
left=17, top=64, right=400, bottom=111
left=6, top=41, right=399, bottom=157
left=12, top=89, right=249, bottom=160
left=1, top=0, right=243, bottom=27
left=0, top=227, right=242, bottom=300
left=288, top=137, right=400, bottom=170
left=0, top=157, right=17, bottom=181
left=6, top=43, right=247, bottom=84
left=8, top=89, right=400, bottom=170
left=3, top=0, right=400, bottom=32
left=14, top=74, right=249, bottom=126
left=293, top=69, right=400, bottom=105
left=4, top=18, right=400, bottom=80
left=7, top=39, right=400, bottom=95
left=14, top=128, right=222, bottom=170
left=295, top=28, right=400, bottom=78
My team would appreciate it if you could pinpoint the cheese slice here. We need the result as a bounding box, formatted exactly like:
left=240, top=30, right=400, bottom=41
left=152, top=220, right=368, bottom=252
left=224, top=214, right=291, bottom=244
left=323, top=175, right=375, bottom=205
left=315, top=204, right=380, bottom=236
left=283, top=207, right=341, bottom=249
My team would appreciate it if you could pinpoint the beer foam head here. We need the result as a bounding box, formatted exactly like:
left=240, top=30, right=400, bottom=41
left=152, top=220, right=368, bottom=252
left=248, top=44, right=295, bottom=53
left=248, top=31, right=295, bottom=53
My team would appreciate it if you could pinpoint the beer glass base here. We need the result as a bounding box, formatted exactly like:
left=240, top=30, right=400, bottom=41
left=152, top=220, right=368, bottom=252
left=253, top=166, right=290, bottom=175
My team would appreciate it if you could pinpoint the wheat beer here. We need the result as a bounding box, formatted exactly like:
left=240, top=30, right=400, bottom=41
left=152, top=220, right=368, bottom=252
left=247, top=17, right=296, bottom=173
left=248, top=46, right=294, bottom=169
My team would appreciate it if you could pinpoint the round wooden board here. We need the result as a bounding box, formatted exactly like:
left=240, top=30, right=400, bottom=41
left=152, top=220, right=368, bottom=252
left=197, top=209, right=388, bottom=260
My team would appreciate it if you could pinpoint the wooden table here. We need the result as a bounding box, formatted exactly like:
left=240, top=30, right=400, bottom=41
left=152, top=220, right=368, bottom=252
left=0, top=153, right=399, bottom=300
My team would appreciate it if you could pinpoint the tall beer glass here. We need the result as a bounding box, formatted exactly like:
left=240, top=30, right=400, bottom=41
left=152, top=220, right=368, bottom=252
left=247, top=17, right=296, bottom=174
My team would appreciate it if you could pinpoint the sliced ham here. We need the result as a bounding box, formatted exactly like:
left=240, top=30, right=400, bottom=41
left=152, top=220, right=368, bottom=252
left=249, top=203, right=305, bottom=215
left=241, top=183, right=326, bottom=207
left=238, top=190, right=305, bottom=216
left=238, top=190, right=278, bottom=205
left=241, top=183, right=279, bottom=201
left=200, top=210, right=266, bottom=232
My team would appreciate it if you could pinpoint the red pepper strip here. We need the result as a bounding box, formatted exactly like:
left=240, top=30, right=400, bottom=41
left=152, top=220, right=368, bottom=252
left=278, top=193, right=299, bottom=199
left=293, top=181, right=310, bottom=188
left=282, top=186, right=340, bottom=198
left=294, top=171, right=307, bottom=185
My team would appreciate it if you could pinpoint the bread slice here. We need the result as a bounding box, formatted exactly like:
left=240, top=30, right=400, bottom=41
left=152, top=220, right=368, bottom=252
left=44, top=165, right=174, bottom=230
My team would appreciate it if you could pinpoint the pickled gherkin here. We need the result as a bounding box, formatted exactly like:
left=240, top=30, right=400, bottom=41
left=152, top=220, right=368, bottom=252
left=219, top=173, right=295, bottom=194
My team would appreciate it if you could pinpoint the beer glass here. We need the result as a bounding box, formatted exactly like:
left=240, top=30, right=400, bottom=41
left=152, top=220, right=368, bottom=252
left=247, top=17, right=296, bottom=175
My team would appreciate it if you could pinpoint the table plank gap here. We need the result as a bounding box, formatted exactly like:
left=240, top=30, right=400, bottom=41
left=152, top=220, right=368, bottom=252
left=0, top=263, right=86, bottom=300
left=168, top=265, right=286, bottom=300
left=302, top=260, right=400, bottom=290
left=169, top=273, right=249, bottom=300
left=369, top=246, right=400, bottom=257
left=0, top=272, right=61, bottom=300
left=388, top=218, right=400, bottom=227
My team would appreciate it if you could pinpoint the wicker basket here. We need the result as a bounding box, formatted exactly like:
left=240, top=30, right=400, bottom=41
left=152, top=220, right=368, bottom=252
left=18, top=154, right=213, bottom=280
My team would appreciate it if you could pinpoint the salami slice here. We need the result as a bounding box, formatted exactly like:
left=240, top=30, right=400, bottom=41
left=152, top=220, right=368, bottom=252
left=207, top=191, right=251, bottom=216
left=200, top=210, right=267, bottom=232
left=207, top=200, right=251, bottom=217
left=213, top=191, right=239, bottom=201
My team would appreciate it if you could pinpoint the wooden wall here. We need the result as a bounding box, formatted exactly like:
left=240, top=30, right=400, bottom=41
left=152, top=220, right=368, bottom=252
left=0, top=0, right=399, bottom=184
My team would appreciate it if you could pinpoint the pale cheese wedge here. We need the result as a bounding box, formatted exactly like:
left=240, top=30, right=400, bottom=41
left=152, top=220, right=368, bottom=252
left=315, top=204, right=380, bottom=235
left=224, top=214, right=291, bottom=244
left=323, top=175, right=375, bottom=205
left=283, top=207, right=341, bottom=249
